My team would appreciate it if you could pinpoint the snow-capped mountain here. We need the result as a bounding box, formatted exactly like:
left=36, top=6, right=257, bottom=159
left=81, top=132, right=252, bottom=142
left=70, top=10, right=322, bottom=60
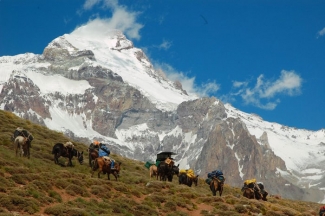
left=1, top=21, right=325, bottom=203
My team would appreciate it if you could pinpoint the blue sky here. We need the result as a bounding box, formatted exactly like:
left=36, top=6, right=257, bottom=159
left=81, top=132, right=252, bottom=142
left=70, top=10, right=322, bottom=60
left=1, top=0, right=325, bottom=131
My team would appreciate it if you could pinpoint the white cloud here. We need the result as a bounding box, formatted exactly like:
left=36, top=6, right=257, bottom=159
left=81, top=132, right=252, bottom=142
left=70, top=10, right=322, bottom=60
left=83, top=0, right=101, bottom=10
left=157, top=40, right=172, bottom=50
left=317, top=27, right=325, bottom=38
left=231, top=70, right=302, bottom=110
left=154, top=62, right=220, bottom=97
left=81, top=0, right=143, bottom=40
left=261, top=70, right=302, bottom=98
left=232, top=81, right=247, bottom=88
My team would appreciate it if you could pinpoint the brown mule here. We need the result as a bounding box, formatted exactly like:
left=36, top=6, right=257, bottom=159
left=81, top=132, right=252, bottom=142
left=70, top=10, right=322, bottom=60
left=88, top=149, right=98, bottom=167
left=242, top=187, right=255, bottom=199
left=210, top=176, right=225, bottom=196
left=91, top=157, right=121, bottom=181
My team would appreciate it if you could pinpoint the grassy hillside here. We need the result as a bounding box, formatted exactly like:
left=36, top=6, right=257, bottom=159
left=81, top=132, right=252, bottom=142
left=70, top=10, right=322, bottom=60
left=0, top=110, right=322, bottom=216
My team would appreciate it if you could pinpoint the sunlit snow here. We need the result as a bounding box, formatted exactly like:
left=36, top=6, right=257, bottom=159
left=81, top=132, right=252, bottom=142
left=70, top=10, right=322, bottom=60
left=64, top=22, right=197, bottom=111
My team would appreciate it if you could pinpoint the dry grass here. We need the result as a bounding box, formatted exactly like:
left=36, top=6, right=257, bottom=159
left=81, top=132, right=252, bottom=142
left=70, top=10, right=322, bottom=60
left=0, top=109, right=323, bottom=215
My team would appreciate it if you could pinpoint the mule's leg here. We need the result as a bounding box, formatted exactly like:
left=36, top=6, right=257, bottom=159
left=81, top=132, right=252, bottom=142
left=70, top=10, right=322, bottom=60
left=210, top=185, right=216, bottom=196
left=219, top=185, right=223, bottom=196
left=113, top=171, right=118, bottom=181
left=27, top=146, right=30, bottom=159
left=211, top=181, right=217, bottom=196
left=20, top=146, right=23, bottom=157
left=88, top=154, right=92, bottom=167
left=68, top=158, right=73, bottom=167
left=107, top=172, right=110, bottom=180
left=97, top=170, right=102, bottom=178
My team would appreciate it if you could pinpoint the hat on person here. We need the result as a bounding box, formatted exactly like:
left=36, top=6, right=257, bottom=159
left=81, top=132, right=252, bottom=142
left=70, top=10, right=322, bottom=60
left=93, top=140, right=99, bottom=145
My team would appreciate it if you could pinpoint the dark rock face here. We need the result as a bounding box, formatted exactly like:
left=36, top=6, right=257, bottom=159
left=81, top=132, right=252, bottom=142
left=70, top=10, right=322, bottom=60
left=1, top=74, right=50, bottom=125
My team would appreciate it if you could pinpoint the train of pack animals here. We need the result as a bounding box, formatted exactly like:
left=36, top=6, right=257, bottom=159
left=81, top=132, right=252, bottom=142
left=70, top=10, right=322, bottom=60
left=12, top=127, right=269, bottom=200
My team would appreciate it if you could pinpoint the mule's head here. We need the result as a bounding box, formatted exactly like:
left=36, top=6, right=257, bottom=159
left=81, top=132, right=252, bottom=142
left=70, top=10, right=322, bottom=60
left=77, top=151, right=84, bottom=164
left=173, top=164, right=180, bottom=176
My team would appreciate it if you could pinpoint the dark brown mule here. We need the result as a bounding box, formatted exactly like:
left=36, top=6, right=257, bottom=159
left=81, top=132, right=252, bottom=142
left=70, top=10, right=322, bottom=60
left=242, top=187, right=255, bottom=199
left=210, top=176, right=225, bottom=196
left=242, top=183, right=263, bottom=200
left=157, top=162, right=179, bottom=182
left=257, top=183, right=268, bottom=201
left=91, top=157, right=122, bottom=181
left=13, top=136, right=30, bottom=158
left=179, top=173, right=199, bottom=187
left=52, top=143, right=84, bottom=167
left=88, top=149, right=98, bottom=167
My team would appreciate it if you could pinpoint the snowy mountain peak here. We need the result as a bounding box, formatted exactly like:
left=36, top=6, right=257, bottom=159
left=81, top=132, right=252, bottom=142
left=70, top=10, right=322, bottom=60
left=59, top=21, right=197, bottom=111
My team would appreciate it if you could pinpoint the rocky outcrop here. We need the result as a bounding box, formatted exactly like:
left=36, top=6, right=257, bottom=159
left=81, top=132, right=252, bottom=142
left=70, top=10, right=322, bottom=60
left=1, top=73, right=50, bottom=125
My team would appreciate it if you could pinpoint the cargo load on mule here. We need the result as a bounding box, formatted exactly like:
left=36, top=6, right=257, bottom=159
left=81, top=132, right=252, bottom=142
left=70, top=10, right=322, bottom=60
left=13, top=127, right=33, bottom=140
left=242, top=179, right=258, bottom=190
left=179, top=169, right=195, bottom=178
left=144, top=161, right=155, bottom=169
left=205, top=169, right=225, bottom=185
left=155, top=151, right=176, bottom=167
left=13, top=127, right=34, bottom=148
left=205, top=169, right=225, bottom=196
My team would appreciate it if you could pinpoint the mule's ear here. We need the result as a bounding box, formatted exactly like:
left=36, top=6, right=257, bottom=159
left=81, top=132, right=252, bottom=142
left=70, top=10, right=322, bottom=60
left=81, top=151, right=83, bottom=154
left=177, top=164, right=179, bottom=167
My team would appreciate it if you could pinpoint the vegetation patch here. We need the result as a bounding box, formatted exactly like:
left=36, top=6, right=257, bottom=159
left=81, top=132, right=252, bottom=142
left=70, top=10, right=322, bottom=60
left=0, top=195, right=39, bottom=214
left=44, top=204, right=89, bottom=216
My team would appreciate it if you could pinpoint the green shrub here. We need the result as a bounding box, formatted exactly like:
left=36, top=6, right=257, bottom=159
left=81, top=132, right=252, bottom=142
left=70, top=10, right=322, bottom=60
left=145, top=194, right=167, bottom=203
left=164, top=201, right=177, bottom=211
left=10, top=174, right=27, bottom=185
left=234, top=204, right=249, bottom=213
left=265, top=210, right=287, bottom=216
left=133, top=204, right=158, bottom=216
left=0, top=195, right=39, bottom=214
left=66, top=184, right=90, bottom=197
left=130, top=188, right=142, bottom=198
left=5, top=167, right=29, bottom=175
left=167, top=212, right=188, bottom=216
left=0, top=176, right=15, bottom=187
left=212, top=210, right=241, bottom=216
left=54, top=179, right=70, bottom=189
left=44, top=204, right=89, bottom=216
left=31, top=179, right=52, bottom=191
left=48, top=190, right=62, bottom=202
